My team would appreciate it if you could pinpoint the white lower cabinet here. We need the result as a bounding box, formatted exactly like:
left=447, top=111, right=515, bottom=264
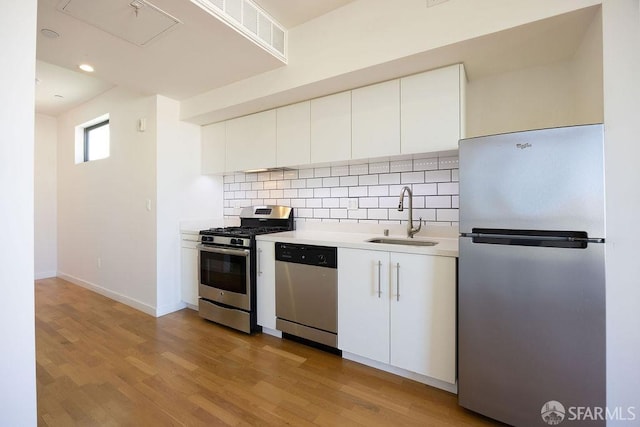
left=256, top=241, right=277, bottom=330
left=338, top=248, right=457, bottom=384
left=180, top=233, right=200, bottom=307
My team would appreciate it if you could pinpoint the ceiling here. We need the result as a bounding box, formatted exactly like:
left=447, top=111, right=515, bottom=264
left=35, top=0, right=355, bottom=116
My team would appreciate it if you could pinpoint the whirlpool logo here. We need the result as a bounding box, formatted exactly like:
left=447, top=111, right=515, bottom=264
left=541, top=400, right=637, bottom=424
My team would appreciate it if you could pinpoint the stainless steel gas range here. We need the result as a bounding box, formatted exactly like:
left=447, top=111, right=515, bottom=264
left=197, top=206, right=293, bottom=333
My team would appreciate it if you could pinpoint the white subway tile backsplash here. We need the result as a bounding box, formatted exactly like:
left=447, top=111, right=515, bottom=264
left=378, top=196, right=399, bottom=208
left=314, top=167, right=331, bottom=178
left=412, top=183, right=437, bottom=195
left=323, top=177, right=340, bottom=187
left=331, top=165, right=350, bottom=176
left=359, top=174, right=379, bottom=186
left=276, top=180, right=291, bottom=189
left=367, top=209, right=388, bottom=220
left=283, top=189, right=298, bottom=198
left=349, top=186, right=368, bottom=197
left=340, top=176, right=358, bottom=187
left=359, top=197, right=379, bottom=208
left=306, top=178, right=323, bottom=188
left=425, top=170, right=451, bottom=183
left=314, top=188, right=331, bottom=198
left=290, top=199, right=306, bottom=208
left=379, top=173, right=400, bottom=185
left=390, top=159, right=412, bottom=173
left=413, top=157, right=439, bottom=171
left=437, top=209, right=459, bottom=222
left=291, top=179, right=306, bottom=189
left=307, top=198, right=322, bottom=208
left=426, top=195, right=452, bottom=208
left=401, top=171, right=424, bottom=184
left=438, top=182, right=459, bottom=195
left=349, top=164, right=369, bottom=175
left=323, top=198, right=340, bottom=208
left=331, top=187, right=349, bottom=198
left=369, top=161, right=390, bottom=174
left=283, top=169, right=298, bottom=180
left=330, top=209, right=348, bottom=219
left=298, top=168, right=314, bottom=179
left=270, top=170, right=284, bottom=180
left=439, top=156, right=459, bottom=170
left=298, top=188, right=314, bottom=198
left=368, top=185, right=389, bottom=197
left=223, top=154, right=459, bottom=224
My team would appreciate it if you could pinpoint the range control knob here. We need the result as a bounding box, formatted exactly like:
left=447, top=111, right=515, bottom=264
left=318, top=254, right=327, bottom=265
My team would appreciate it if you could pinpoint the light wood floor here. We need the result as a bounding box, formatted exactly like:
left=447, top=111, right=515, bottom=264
left=36, top=277, right=501, bottom=426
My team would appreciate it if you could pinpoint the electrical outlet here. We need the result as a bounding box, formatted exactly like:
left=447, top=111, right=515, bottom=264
left=347, top=198, right=358, bottom=210
left=426, top=0, right=449, bottom=7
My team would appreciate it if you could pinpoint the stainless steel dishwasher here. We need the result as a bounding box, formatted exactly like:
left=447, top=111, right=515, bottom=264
left=275, top=242, right=338, bottom=348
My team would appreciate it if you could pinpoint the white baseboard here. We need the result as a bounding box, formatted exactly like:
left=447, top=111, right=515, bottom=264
left=341, top=351, right=458, bottom=394
left=57, top=272, right=157, bottom=317
left=35, top=271, right=57, bottom=280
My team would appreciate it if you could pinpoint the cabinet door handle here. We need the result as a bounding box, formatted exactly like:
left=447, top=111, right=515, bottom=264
left=396, top=262, right=400, bottom=301
left=258, top=248, right=262, bottom=276
left=377, top=260, right=382, bottom=298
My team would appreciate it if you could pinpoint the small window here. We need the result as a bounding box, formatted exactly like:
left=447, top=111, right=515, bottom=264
left=84, top=119, right=110, bottom=162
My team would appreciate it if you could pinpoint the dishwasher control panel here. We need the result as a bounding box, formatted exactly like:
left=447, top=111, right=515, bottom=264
left=275, top=242, right=337, bottom=268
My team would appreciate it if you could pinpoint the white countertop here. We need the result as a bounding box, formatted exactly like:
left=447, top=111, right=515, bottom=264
left=257, top=230, right=459, bottom=257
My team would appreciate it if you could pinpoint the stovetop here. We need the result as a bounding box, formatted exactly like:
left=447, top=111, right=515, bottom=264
left=200, top=225, right=291, bottom=238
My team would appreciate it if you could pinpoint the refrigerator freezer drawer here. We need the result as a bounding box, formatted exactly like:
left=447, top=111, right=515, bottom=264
left=458, top=237, right=605, bottom=426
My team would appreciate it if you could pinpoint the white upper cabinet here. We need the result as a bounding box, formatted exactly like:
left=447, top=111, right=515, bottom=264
left=276, top=101, right=310, bottom=167
left=310, top=92, right=352, bottom=164
left=201, top=122, right=225, bottom=175
left=352, top=79, right=401, bottom=159
left=225, top=110, right=277, bottom=172
left=401, top=64, right=466, bottom=153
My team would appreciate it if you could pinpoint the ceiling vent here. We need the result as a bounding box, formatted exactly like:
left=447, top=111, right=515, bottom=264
left=190, top=0, right=287, bottom=63
left=59, top=0, right=181, bottom=47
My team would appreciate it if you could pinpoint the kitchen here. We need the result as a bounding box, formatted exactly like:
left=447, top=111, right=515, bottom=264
left=3, top=0, right=639, bottom=425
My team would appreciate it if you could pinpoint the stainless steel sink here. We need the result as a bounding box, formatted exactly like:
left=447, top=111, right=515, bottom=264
left=366, top=237, right=438, bottom=247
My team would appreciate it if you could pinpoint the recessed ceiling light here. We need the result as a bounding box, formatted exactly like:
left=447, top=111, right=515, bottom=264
left=40, top=28, right=60, bottom=39
left=78, top=64, right=95, bottom=72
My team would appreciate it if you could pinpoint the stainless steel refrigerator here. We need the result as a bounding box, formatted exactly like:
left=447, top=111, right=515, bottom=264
left=458, top=124, right=606, bottom=426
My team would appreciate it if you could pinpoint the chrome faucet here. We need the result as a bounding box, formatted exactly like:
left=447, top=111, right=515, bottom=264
left=398, top=186, right=422, bottom=238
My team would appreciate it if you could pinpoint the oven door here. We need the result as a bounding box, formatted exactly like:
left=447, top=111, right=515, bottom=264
left=198, top=244, right=251, bottom=311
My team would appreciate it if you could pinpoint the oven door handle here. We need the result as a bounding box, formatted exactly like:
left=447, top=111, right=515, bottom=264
left=197, top=244, right=250, bottom=257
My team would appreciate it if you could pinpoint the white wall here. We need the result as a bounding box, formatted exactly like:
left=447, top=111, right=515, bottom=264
left=155, top=95, right=223, bottom=315
left=602, top=0, right=640, bottom=423
left=57, top=87, right=158, bottom=315
left=181, top=0, right=600, bottom=123
left=0, top=0, right=37, bottom=424
left=467, top=8, right=603, bottom=138
left=35, top=114, right=58, bottom=279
